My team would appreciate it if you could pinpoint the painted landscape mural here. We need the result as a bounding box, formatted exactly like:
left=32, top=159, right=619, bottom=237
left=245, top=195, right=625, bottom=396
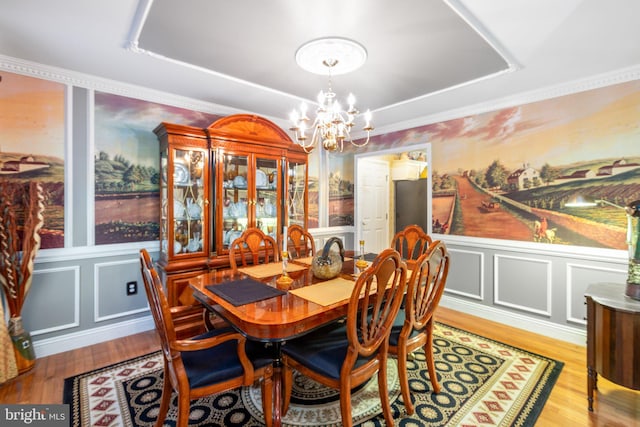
left=0, top=71, right=65, bottom=249
left=366, top=78, right=640, bottom=249
left=94, top=92, right=221, bottom=244
left=328, top=151, right=355, bottom=226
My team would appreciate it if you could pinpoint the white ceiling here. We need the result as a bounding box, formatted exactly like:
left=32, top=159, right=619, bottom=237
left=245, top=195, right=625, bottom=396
left=1, top=0, right=639, bottom=134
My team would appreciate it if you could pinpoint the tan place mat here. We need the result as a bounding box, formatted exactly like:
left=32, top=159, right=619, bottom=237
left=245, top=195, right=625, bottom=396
left=289, top=277, right=356, bottom=306
left=237, top=262, right=307, bottom=279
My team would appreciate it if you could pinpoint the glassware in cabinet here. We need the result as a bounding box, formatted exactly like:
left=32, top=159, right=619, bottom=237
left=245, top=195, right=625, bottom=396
left=255, top=157, right=279, bottom=241
left=170, top=147, right=207, bottom=257
left=287, top=159, right=307, bottom=227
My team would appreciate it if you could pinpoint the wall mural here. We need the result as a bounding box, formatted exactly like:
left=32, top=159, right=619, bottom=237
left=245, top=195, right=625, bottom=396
left=364, top=79, right=640, bottom=249
left=94, top=92, right=221, bottom=244
left=0, top=71, right=65, bottom=249
left=327, top=151, right=355, bottom=226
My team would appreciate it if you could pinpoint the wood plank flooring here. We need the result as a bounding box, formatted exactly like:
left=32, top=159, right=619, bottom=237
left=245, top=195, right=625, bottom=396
left=1, top=307, right=638, bottom=426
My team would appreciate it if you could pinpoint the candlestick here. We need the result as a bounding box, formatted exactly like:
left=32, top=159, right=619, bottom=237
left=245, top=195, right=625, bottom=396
left=355, top=239, right=368, bottom=273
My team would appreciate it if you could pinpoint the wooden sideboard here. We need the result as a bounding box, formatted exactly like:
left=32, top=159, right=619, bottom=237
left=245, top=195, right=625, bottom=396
left=585, top=282, right=640, bottom=411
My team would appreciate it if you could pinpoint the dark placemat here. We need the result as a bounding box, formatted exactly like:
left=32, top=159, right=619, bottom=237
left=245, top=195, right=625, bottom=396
left=206, top=277, right=286, bottom=306
left=363, top=252, right=378, bottom=262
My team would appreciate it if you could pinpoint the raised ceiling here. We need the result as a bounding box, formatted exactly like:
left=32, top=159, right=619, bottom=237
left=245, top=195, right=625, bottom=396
left=1, top=0, right=639, bottom=133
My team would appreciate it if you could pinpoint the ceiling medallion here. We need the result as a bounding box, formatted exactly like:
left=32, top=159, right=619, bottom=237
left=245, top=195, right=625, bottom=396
left=289, top=37, right=373, bottom=153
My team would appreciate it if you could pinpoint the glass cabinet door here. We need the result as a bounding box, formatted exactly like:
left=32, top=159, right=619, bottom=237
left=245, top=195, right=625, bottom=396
left=221, top=153, right=249, bottom=250
left=287, top=159, right=307, bottom=227
left=255, top=157, right=279, bottom=241
left=170, top=147, right=206, bottom=256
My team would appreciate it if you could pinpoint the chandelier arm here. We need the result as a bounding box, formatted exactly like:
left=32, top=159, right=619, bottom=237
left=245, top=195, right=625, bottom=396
left=349, top=133, right=371, bottom=148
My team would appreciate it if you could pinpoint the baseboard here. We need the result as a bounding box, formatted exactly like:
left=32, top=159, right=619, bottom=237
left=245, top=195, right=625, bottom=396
left=33, top=316, right=155, bottom=358
left=440, top=295, right=587, bottom=346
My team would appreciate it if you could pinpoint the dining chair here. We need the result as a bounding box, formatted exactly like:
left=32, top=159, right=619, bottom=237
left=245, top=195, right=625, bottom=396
left=286, top=224, right=316, bottom=259
left=281, top=248, right=408, bottom=427
left=390, top=224, right=433, bottom=268
left=139, top=249, right=274, bottom=427
left=229, top=227, right=280, bottom=272
left=388, top=240, right=450, bottom=415
left=140, top=249, right=212, bottom=338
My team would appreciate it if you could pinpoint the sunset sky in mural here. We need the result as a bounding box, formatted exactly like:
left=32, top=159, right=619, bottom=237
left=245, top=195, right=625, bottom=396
left=95, top=92, right=220, bottom=168
left=367, top=79, right=640, bottom=175
left=0, top=72, right=65, bottom=158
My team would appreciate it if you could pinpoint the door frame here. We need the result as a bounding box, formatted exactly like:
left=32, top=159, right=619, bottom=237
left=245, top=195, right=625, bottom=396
left=354, top=142, right=432, bottom=249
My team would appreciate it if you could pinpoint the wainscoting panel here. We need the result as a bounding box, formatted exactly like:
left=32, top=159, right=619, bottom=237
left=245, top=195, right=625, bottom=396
left=445, top=248, right=484, bottom=300
left=23, top=266, right=80, bottom=336
left=94, top=259, right=148, bottom=322
left=494, top=254, right=552, bottom=316
left=565, top=262, right=627, bottom=325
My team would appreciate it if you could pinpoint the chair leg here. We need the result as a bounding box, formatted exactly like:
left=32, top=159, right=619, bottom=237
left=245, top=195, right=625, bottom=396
left=377, top=355, right=395, bottom=427
left=282, top=363, right=293, bottom=416
left=155, top=366, right=172, bottom=427
left=261, top=369, right=273, bottom=427
left=397, top=344, right=415, bottom=415
left=339, top=380, right=354, bottom=427
left=425, top=326, right=441, bottom=393
left=176, top=392, right=191, bottom=427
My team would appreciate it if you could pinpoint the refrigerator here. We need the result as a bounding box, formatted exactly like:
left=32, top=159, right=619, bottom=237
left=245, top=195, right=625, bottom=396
left=394, top=179, right=429, bottom=233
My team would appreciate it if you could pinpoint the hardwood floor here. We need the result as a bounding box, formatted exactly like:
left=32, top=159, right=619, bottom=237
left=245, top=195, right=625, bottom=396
left=1, top=307, right=638, bottom=426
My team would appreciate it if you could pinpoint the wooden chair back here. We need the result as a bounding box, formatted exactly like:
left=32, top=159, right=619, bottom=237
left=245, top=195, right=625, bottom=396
left=406, top=240, right=449, bottom=332
left=286, top=224, right=315, bottom=259
left=348, top=248, right=407, bottom=360
left=229, top=227, right=280, bottom=272
left=390, top=224, right=432, bottom=266
left=282, top=248, right=407, bottom=427
left=140, top=249, right=208, bottom=338
left=388, top=240, right=450, bottom=414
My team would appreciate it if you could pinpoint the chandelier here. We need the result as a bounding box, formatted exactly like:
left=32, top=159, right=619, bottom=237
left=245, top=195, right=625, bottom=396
left=289, top=38, right=373, bottom=153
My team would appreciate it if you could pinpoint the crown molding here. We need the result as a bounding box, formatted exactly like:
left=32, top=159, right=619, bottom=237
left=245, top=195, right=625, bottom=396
left=0, top=53, right=239, bottom=117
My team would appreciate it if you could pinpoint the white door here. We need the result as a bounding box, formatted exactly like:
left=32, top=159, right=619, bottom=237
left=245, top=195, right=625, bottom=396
left=356, top=158, right=389, bottom=254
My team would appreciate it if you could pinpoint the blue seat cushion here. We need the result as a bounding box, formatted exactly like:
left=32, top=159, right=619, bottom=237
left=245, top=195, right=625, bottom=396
left=282, top=321, right=375, bottom=380
left=181, top=329, right=272, bottom=389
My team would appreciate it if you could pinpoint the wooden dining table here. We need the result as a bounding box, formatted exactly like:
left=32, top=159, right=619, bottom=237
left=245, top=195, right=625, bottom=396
left=189, top=256, right=365, bottom=427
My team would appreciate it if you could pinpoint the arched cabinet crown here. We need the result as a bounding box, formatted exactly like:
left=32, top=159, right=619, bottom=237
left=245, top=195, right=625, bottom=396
left=154, top=114, right=309, bottom=307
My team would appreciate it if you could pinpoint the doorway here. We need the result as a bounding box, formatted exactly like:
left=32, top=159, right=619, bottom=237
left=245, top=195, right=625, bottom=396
left=355, top=143, right=431, bottom=253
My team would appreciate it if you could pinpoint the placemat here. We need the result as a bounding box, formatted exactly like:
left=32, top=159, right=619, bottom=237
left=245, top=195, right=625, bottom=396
left=289, top=277, right=356, bottom=306
left=237, top=262, right=307, bottom=278
left=206, top=277, right=286, bottom=306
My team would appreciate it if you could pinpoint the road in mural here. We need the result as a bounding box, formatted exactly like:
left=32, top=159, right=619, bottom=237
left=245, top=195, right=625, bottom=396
left=94, top=92, right=221, bottom=244
left=0, top=71, right=65, bottom=249
left=365, top=79, right=640, bottom=250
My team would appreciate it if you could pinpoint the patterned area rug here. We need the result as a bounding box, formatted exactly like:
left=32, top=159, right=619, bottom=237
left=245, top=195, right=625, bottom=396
left=63, top=323, right=563, bottom=426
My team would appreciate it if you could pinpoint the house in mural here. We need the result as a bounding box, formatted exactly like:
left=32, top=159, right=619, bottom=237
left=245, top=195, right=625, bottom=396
left=556, top=169, right=596, bottom=183
left=597, top=159, right=640, bottom=176
left=0, top=155, right=50, bottom=175
left=507, top=164, right=540, bottom=190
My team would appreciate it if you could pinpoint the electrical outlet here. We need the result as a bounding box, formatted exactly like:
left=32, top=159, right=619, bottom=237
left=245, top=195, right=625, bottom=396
left=126, top=281, right=138, bottom=295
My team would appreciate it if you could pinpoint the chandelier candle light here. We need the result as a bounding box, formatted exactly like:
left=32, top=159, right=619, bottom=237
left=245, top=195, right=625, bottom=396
left=289, top=37, right=373, bottom=153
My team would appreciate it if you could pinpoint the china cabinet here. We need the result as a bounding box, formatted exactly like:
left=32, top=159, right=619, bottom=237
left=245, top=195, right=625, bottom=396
left=154, top=114, right=308, bottom=306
